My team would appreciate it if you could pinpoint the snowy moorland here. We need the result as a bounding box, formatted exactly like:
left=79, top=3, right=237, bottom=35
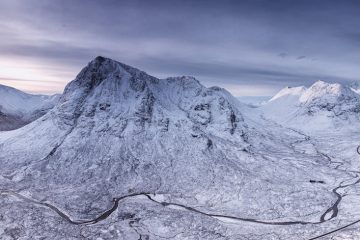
left=0, top=57, right=360, bottom=240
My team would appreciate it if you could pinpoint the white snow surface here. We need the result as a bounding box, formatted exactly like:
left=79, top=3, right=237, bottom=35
left=0, top=57, right=360, bottom=239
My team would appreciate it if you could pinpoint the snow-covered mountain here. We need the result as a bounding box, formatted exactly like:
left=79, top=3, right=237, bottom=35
left=261, top=81, right=360, bottom=132
left=0, top=84, right=60, bottom=130
left=0, top=57, right=360, bottom=239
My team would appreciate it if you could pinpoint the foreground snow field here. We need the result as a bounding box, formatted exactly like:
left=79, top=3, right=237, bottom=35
left=0, top=57, right=360, bottom=239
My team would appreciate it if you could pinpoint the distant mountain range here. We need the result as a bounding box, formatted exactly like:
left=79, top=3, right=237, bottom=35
left=0, top=84, right=60, bottom=130
left=260, top=80, right=360, bottom=133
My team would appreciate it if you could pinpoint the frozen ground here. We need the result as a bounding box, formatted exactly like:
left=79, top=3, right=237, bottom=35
left=0, top=57, right=359, bottom=239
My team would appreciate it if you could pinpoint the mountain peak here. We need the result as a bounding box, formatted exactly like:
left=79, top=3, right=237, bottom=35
left=89, top=56, right=132, bottom=68
left=54, top=57, right=246, bottom=138
left=92, top=55, right=107, bottom=63
left=269, top=85, right=306, bottom=102
left=63, top=56, right=157, bottom=97
left=299, top=81, right=356, bottom=104
left=262, top=80, right=360, bottom=131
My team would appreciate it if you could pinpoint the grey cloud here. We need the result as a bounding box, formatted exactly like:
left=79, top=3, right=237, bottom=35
left=341, top=32, right=360, bottom=45
left=133, top=56, right=356, bottom=88
left=1, top=0, right=360, bottom=95
left=278, top=53, right=288, bottom=58
left=0, top=41, right=109, bottom=64
left=0, top=77, right=60, bottom=83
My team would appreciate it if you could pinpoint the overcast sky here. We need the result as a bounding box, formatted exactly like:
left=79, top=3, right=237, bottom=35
left=1, top=0, right=360, bottom=96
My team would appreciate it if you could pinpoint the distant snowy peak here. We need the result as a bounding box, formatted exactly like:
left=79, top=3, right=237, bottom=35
left=298, top=81, right=360, bottom=116
left=299, top=80, right=359, bottom=104
left=261, top=80, right=360, bottom=131
left=269, top=86, right=306, bottom=102
left=266, top=80, right=360, bottom=112
left=0, top=84, right=60, bottom=131
left=260, top=86, right=306, bottom=125
left=0, top=84, right=58, bottom=114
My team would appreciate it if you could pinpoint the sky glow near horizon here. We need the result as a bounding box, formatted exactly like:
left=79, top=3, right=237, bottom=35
left=1, top=0, right=360, bottom=96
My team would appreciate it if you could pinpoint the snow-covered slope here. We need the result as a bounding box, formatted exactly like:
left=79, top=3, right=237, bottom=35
left=350, top=81, right=360, bottom=94
left=0, top=84, right=60, bottom=130
left=1, top=58, right=360, bottom=239
left=261, top=81, right=360, bottom=132
left=261, top=86, right=306, bottom=122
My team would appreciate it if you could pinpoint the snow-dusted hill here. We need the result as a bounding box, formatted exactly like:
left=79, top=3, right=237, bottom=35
left=1, top=57, right=360, bottom=239
left=261, top=81, right=360, bottom=133
left=0, top=84, right=60, bottom=130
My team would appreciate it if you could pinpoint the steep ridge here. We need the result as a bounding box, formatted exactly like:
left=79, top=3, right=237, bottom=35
left=0, top=57, right=353, bottom=239
left=0, top=84, right=60, bottom=131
